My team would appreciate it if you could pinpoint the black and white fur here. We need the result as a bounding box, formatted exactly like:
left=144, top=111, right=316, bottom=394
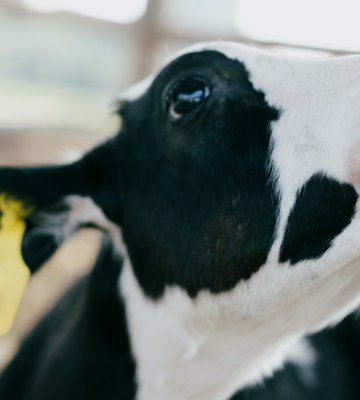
left=1, top=42, right=360, bottom=399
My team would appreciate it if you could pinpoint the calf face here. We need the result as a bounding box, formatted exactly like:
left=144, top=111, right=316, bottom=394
left=2, top=42, right=360, bottom=399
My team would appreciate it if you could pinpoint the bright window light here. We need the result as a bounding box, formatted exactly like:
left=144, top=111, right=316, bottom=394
left=22, top=0, right=148, bottom=24
left=234, top=0, right=360, bottom=52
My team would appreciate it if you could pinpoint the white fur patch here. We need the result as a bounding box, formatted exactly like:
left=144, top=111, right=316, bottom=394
left=120, top=248, right=360, bottom=399
left=284, top=338, right=317, bottom=386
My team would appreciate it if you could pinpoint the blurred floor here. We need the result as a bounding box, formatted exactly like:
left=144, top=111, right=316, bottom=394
left=0, top=129, right=108, bottom=371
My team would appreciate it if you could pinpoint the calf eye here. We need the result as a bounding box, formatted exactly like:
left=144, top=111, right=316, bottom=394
left=168, top=79, right=210, bottom=121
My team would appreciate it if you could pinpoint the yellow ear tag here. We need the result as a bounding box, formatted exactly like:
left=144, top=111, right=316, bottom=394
left=0, top=195, right=33, bottom=335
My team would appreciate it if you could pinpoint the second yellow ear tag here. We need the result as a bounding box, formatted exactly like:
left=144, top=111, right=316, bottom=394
left=0, top=195, right=33, bottom=335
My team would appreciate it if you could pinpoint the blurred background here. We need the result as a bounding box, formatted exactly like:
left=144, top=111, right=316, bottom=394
left=0, top=0, right=360, bottom=371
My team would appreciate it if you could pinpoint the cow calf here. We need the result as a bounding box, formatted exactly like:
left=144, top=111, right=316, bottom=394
left=1, top=42, right=360, bottom=399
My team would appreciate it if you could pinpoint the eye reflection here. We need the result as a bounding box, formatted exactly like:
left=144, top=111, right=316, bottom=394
left=169, top=79, right=210, bottom=120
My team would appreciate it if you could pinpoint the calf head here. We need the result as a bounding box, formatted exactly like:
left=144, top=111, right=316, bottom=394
left=2, top=42, right=360, bottom=399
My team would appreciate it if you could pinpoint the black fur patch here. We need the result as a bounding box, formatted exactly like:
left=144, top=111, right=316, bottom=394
left=119, top=51, right=280, bottom=298
left=279, top=174, right=358, bottom=264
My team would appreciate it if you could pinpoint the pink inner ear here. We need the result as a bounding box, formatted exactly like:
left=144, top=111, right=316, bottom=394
left=348, top=144, right=360, bottom=186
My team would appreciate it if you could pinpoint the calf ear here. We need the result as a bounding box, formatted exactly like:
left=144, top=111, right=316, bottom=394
left=0, top=135, right=124, bottom=271
left=0, top=136, right=121, bottom=216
